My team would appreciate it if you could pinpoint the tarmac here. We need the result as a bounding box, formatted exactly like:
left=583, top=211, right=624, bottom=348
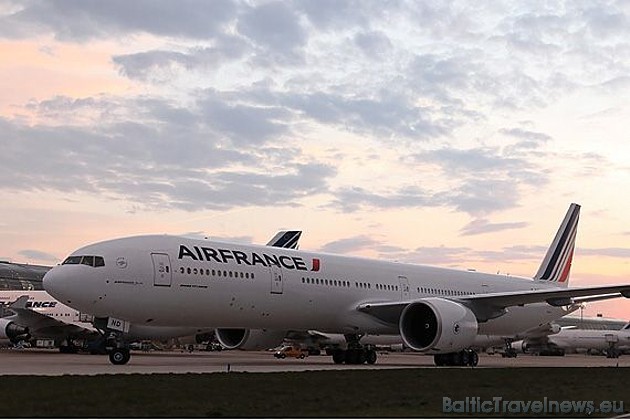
left=1, top=348, right=629, bottom=376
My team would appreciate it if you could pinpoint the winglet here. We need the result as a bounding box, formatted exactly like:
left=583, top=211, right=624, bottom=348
left=266, top=231, right=302, bottom=249
left=533, top=203, right=580, bottom=287
left=9, top=295, right=29, bottom=309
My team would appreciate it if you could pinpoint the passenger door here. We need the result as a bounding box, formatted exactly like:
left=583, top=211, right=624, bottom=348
left=270, top=266, right=283, bottom=294
left=151, top=253, right=172, bottom=287
left=399, top=275, right=410, bottom=300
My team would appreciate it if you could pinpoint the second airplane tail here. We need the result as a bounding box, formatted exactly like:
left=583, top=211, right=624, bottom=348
left=533, top=203, right=581, bottom=287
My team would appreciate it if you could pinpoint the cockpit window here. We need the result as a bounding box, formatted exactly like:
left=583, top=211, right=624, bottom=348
left=81, top=256, right=94, bottom=267
left=62, top=255, right=105, bottom=267
left=62, top=256, right=82, bottom=265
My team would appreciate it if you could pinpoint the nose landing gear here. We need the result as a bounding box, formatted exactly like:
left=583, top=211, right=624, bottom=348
left=108, top=346, right=131, bottom=365
left=100, top=329, right=132, bottom=365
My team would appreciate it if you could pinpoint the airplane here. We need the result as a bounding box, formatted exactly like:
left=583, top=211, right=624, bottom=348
left=43, top=203, right=630, bottom=366
left=1, top=231, right=303, bottom=354
left=0, top=290, right=93, bottom=349
left=0, top=230, right=302, bottom=291
left=0, top=290, right=219, bottom=352
left=514, top=322, right=630, bottom=358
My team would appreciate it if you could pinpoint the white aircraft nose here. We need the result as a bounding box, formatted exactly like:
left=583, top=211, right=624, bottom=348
left=43, top=266, right=74, bottom=304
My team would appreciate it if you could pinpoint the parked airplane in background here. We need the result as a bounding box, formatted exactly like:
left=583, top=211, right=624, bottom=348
left=0, top=290, right=216, bottom=352
left=515, top=322, right=630, bottom=358
left=44, top=203, right=630, bottom=366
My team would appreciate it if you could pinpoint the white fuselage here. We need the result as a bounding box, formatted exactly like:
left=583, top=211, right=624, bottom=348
left=44, top=235, right=572, bottom=338
left=1, top=290, right=90, bottom=327
left=547, top=329, right=630, bottom=351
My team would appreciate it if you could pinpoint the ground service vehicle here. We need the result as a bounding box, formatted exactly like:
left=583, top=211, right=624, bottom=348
left=274, top=345, right=308, bottom=359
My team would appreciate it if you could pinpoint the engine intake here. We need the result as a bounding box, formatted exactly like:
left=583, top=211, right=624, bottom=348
left=399, top=298, right=477, bottom=353
left=215, top=328, right=286, bottom=350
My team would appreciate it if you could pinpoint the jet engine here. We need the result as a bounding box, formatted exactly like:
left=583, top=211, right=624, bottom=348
left=215, top=328, right=286, bottom=350
left=0, top=318, right=30, bottom=341
left=399, top=298, right=477, bottom=353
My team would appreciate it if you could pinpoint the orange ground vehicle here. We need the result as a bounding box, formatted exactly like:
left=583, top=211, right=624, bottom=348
left=273, top=345, right=309, bottom=359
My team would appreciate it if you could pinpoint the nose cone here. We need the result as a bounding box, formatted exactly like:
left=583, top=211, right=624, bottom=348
left=43, top=266, right=75, bottom=305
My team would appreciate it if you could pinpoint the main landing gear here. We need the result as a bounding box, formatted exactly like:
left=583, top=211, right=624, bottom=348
left=501, top=339, right=518, bottom=358
left=433, top=349, right=479, bottom=367
left=331, top=334, right=378, bottom=365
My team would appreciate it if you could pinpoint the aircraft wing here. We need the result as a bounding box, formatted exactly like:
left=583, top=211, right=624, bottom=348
left=6, top=296, right=97, bottom=340
left=285, top=330, right=331, bottom=341
left=357, top=284, right=630, bottom=325
left=459, top=284, right=630, bottom=308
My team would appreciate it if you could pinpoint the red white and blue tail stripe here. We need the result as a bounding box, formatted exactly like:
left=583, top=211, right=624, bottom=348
left=533, top=203, right=580, bottom=287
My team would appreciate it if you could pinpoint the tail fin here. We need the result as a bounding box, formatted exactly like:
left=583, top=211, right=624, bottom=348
left=266, top=230, right=302, bottom=249
left=533, top=203, right=580, bottom=287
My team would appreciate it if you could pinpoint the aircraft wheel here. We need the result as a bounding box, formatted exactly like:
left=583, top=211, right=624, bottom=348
left=434, top=354, right=445, bottom=366
left=366, top=349, right=377, bottom=365
left=345, top=349, right=358, bottom=365
left=357, top=349, right=367, bottom=364
left=450, top=352, right=462, bottom=366
left=469, top=351, right=479, bottom=367
left=460, top=350, right=470, bottom=366
left=332, top=349, right=345, bottom=364
left=109, top=348, right=131, bottom=365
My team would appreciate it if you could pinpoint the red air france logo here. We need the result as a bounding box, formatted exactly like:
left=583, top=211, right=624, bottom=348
left=311, top=258, right=320, bottom=272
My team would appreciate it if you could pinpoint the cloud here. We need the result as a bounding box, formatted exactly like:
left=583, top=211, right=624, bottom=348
left=354, top=31, right=393, bottom=59
left=0, top=0, right=238, bottom=41
left=18, top=250, right=59, bottom=263
left=112, top=38, right=249, bottom=82
left=3, top=1, right=630, bottom=230
left=319, top=235, right=381, bottom=254
left=475, top=245, right=548, bottom=263
left=460, top=218, right=529, bottom=236
left=578, top=248, right=630, bottom=258
left=328, top=145, right=548, bottom=217
left=388, top=246, right=473, bottom=266
left=331, top=186, right=437, bottom=213
left=198, top=90, right=293, bottom=146
left=276, top=90, right=453, bottom=142
left=297, top=0, right=373, bottom=29
left=237, top=1, right=307, bottom=63
left=500, top=127, right=552, bottom=143
left=0, top=104, right=336, bottom=212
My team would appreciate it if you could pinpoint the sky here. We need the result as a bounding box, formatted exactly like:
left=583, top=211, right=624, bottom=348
left=1, top=0, right=630, bottom=318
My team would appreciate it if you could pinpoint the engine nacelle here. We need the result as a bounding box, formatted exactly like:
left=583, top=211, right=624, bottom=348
left=0, top=318, right=30, bottom=341
left=215, top=328, right=286, bottom=350
left=399, top=298, right=478, bottom=353
left=549, top=323, right=561, bottom=335
left=514, top=340, right=529, bottom=353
